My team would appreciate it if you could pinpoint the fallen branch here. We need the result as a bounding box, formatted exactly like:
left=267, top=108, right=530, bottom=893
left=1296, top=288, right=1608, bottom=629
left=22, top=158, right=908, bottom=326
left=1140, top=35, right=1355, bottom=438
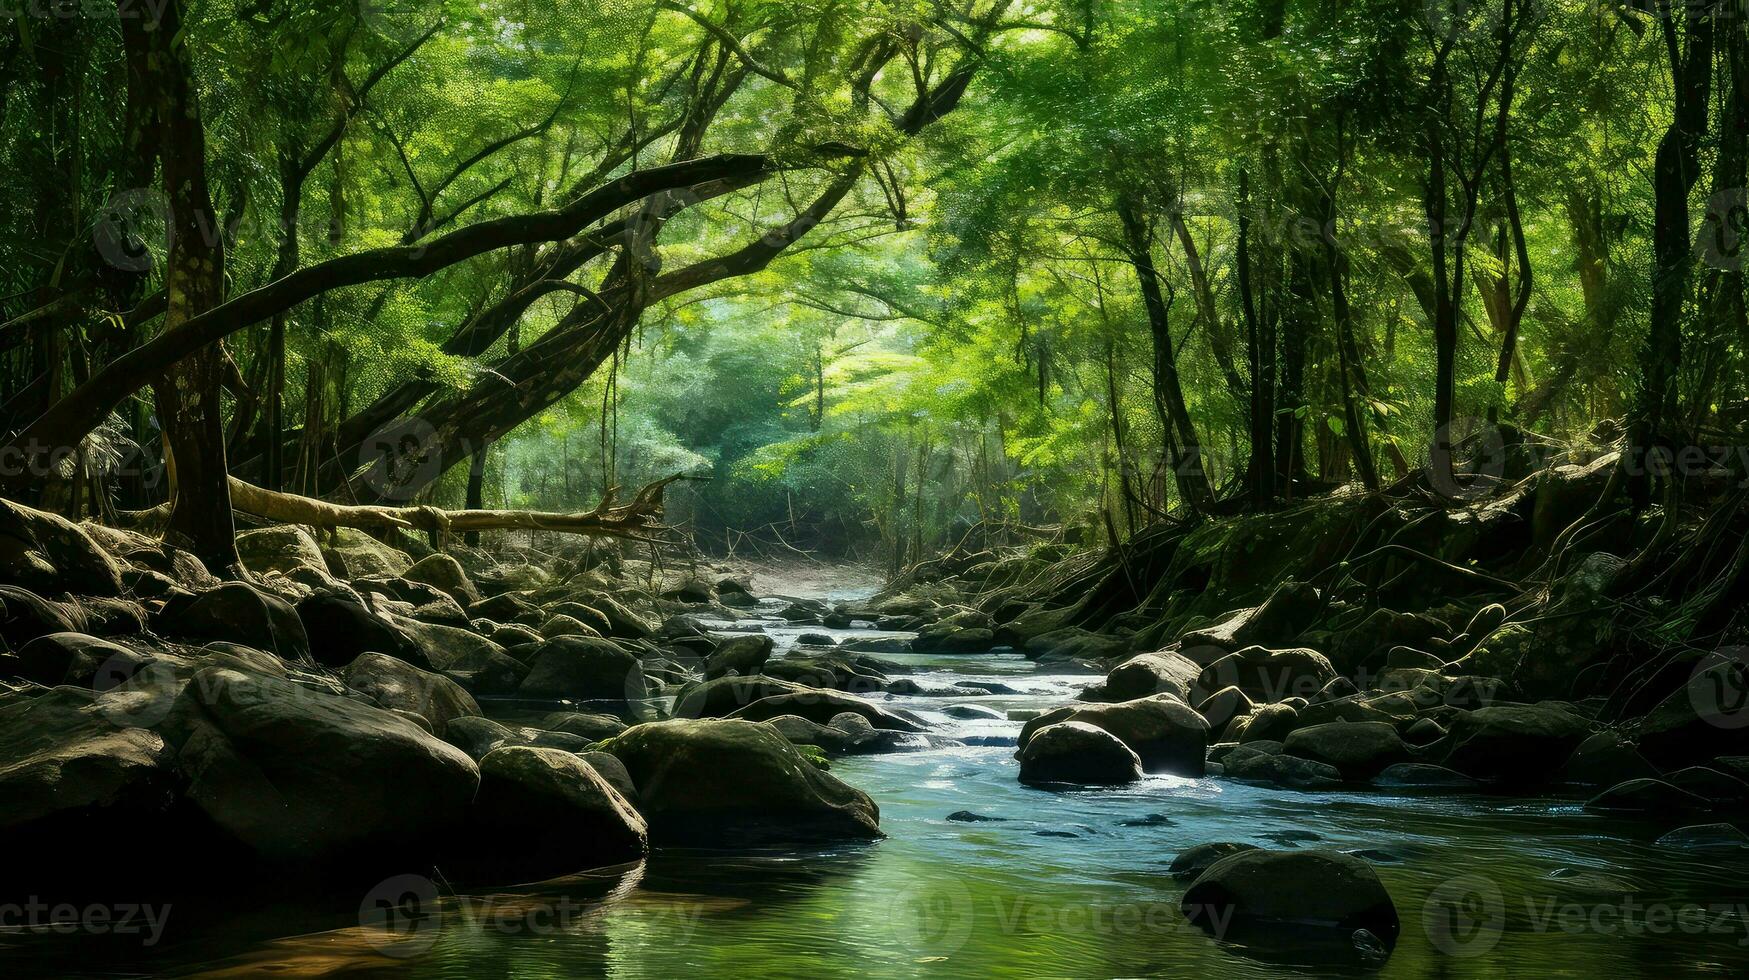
left=223, top=475, right=683, bottom=542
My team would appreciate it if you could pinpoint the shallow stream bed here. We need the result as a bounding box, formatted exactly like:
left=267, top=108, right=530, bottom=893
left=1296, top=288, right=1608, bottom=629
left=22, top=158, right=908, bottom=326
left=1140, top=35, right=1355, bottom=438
left=18, top=575, right=1749, bottom=978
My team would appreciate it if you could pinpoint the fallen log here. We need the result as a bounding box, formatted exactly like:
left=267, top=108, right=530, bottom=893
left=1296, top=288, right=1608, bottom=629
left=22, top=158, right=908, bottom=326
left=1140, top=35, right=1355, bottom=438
left=122, top=475, right=683, bottom=543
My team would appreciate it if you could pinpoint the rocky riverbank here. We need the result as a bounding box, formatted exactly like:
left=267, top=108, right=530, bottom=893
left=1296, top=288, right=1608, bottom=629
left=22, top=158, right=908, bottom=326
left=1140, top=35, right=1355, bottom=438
left=6, top=477, right=1749, bottom=966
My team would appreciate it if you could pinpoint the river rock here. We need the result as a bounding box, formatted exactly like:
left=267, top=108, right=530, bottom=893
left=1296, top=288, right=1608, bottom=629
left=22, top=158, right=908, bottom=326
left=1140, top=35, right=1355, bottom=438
left=1557, top=731, right=1661, bottom=786
left=1093, top=651, right=1202, bottom=703
left=538, top=613, right=603, bottom=639
left=1169, top=842, right=1261, bottom=879
left=317, top=527, right=413, bottom=578
left=1664, top=766, right=1749, bottom=806
left=157, top=582, right=311, bottom=662
left=296, top=593, right=428, bottom=669
left=673, top=675, right=813, bottom=718
left=541, top=710, right=630, bottom=742
left=518, top=636, right=646, bottom=702
left=1656, top=823, right=1749, bottom=849
left=453, top=746, right=647, bottom=882
left=0, top=685, right=187, bottom=894
left=1018, top=721, right=1143, bottom=786
left=1238, top=702, right=1300, bottom=743
left=1584, top=777, right=1715, bottom=814
left=1372, top=762, right=1480, bottom=789
left=605, top=718, right=881, bottom=844
left=704, top=633, right=774, bottom=679
left=1, top=497, right=125, bottom=596
left=1017, top=694, right=1208, bottom=776
left=1221, top=743, right=1344, bottom=790
left=162, top=666, right=480, bottom=872
left=11, top=631, right=140, bottom=687
left=390, top=615, right=526, bottom=694
left=402, top=553, right=480, bottom=607
left=442, top=716, right=518, bottom=760
left=1181, top=849, right=1399, bottom=942
left=1195, top=686, right=1254, bottom=733
left=1283, top=722, right=1411, bottom=780
left=728, top=688, right=925, bottom=732
left=1439, top=702, right=1591, bottom=784
left=341, top=652, right=480, bottom=737
left=1199, top=645, right=1336, bottom=703
left=1021, top=627, right=1129, bottom=663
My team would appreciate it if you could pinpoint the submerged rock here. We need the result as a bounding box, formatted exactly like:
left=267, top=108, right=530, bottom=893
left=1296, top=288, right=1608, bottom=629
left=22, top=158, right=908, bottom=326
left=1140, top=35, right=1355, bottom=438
left=1584, top=777, right=1715, bottom=814
left=1018, top=721, right=1144, bottom=786
left=1656, top=823, right=1749, bottom=850
left=1181, top=849, right=1399, bottom=943
left=605, top=718, right=882, bottom=845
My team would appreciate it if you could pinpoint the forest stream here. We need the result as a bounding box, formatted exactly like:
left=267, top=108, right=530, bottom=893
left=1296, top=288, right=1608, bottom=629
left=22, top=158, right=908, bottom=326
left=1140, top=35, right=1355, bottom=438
left=8, top=567, right=1742, bottom=980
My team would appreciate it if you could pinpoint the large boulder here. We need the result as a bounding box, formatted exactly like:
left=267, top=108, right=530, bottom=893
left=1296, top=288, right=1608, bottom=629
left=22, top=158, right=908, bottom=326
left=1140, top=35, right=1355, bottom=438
left=389, top=615, right=526, bottom=694
left=673, top=674, right=814, bottom=719
left=1557, top=731, right=1660, bottom=786
left=162, top=667, right=480, bottom=870
left=0, top=498, right=124, bottom=596
left=704, top=634, right=773, bottom=679
left=1199, top=646, right=1336, bottom=703
left=0, top=686, right=181, bottom=893
left=402, top=553, right=479, bottom=607
left=11, top=632, right=142, bottom=687
left=572, top=594, right=656, bottom=640
left=1095, top=651, right=1203, bottom=703
left=604, top=718, right=882, bottom=844
left=453, top=746, right=647, bottom=882
left=296, top=594, right=428, bottom=669
left=517, top=636, right=646, bottom=702
left=1181, top=849, right=1400, bottom=942
left=1017, top=694, right=1208, bottom=776
left=158, top=583, right=310, bottom=661
left=235, top=525, right=329, bottom=579
left=1283, top=722, right=1412, bottom=780
left=1440, top=703, right=1591, bottom=784
left=341, top=652, right=481, bottom=737
left=317, top=527, right=413, bottom=578
left=1018, top=720, right=1143, bottom=786
left=1219, top=742, right=1344, bottom=790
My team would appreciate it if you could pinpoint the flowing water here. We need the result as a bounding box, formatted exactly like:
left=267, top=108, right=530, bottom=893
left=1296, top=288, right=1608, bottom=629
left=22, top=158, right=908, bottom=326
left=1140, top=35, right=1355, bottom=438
left=11, top=576, right=1749, bottom=978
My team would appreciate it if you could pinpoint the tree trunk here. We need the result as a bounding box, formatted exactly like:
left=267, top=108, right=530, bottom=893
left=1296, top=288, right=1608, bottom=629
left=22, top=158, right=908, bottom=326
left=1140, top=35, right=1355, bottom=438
left=128, top=1, right=239, bottom=572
